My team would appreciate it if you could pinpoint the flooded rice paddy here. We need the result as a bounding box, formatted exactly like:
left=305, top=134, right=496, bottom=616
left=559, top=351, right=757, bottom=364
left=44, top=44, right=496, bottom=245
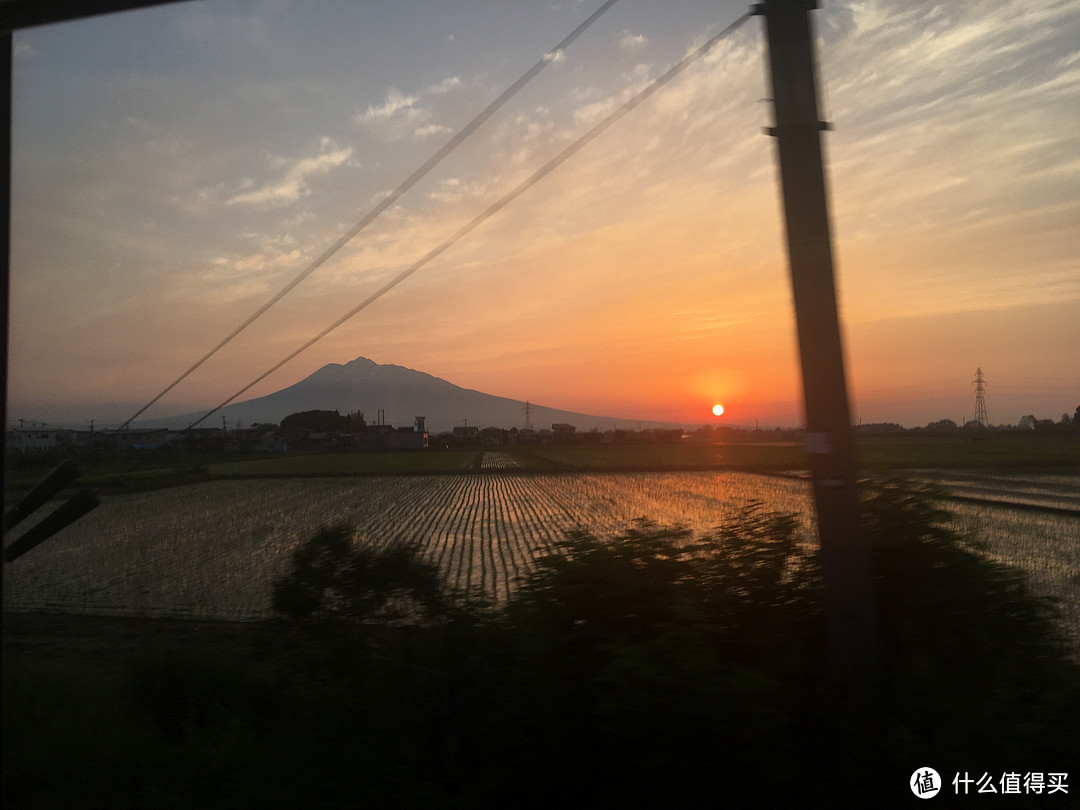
left=5, top=465, right=1078, bottom=642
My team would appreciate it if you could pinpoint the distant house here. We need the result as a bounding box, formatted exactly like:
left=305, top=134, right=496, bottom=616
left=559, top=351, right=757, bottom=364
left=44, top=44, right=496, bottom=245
left=346, top=423, right=428, bottom=451
left=353, top=424, right=395, bottom=451
left=72, top=430, right=112, bottom=451
left=452, top=426, right=480, bottom=446
left=387, top=426, right=428, bottom=450
left=230, top=428, right=283, bottom=452
left=480, top=427, right=505, bottom=447
left=292, top=431, right=341, bottom=452
left=109, top=428, right=172, bottom=451
left=551, top=423, right=577, bottom=444
left=6, top=428, right=74, bottom=453
left=515, top=428, right=538, bottom=446
left=255, top=431, right=287, bottom=452
left=172, top=427, right=228, bottom=451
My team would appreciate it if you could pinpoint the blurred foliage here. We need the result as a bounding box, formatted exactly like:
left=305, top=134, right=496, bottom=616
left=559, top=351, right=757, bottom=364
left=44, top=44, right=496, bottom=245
left=862, top=480, right=1075, bottom=770
left=270, top=525, right=447, bottom=625
left=5, top=481, right=1078, bottom=808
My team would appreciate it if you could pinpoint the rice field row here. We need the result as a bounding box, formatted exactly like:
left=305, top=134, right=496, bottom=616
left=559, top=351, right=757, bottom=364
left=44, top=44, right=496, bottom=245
left=4, top=472, right=1078, bottom=643
left=3, top=472, right=812, bottom=620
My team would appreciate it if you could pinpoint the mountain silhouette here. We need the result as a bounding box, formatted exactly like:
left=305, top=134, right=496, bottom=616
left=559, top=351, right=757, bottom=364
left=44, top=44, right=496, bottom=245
left=140, top=356, right=689, bottom=433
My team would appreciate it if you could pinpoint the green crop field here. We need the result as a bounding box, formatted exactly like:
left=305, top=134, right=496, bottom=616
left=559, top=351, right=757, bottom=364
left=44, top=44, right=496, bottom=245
left=200, top=443, right=808, bottom=477
left=200, top=434, right=1078, bottom=477
left=207, top=448, right=481, bottom=476
left=5, top=434, right=1076, bottom=504
left=505, top=442, right=805, bottom=471
left=855, top=433, right=1080, bottom=471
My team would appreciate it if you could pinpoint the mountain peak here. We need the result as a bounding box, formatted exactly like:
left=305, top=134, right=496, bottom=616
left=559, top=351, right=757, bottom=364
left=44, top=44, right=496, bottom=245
left=309, top=357, right=378, bottom=380
left=343, top=356, right=377, bottom=369
left=144, top=356, right=688, bottom=433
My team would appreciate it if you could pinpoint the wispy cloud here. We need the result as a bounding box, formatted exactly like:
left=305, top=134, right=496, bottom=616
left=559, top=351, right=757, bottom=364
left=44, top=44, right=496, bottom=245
left=619, top=31, right=647, bottom=49
left=226, top=142, right=354, bottom=208
left=425, top=175, right=505, bottom=204
left=428, top=76, right=463, bottom=94
left=358, top=89, right=419, bottom=121
left=356, top=87, right=445, bottom=141
left=811, top=0, right=1080, bottom=322
left=414, top=123, right=451, bottom=139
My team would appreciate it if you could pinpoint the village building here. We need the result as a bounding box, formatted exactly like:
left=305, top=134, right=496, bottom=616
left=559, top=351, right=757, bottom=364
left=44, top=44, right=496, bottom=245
left=551, top=423, right=577, bottom=444
left=6, top=428, right=75, bottom=453
left=108, top=428, right=172, bottom=451
left=386, top=426, right=428, bottom=450
left=452, top=425, right=480, bottom=445
left=480, top=427, right=505, bottom=447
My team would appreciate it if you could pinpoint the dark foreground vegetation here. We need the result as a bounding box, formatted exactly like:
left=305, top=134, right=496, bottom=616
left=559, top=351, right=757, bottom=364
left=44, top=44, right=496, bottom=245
left=5, top=483, right=1079, bottom=808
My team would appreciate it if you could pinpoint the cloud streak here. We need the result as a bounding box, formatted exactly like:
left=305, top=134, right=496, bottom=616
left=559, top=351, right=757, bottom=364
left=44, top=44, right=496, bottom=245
left=226, top=144, right=354, bottom=207
left=359, top=89, right=420, bottom=121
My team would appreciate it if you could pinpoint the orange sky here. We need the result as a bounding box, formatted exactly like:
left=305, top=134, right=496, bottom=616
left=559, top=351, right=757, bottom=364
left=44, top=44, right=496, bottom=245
left=8, top=1, right=1079, bottom=429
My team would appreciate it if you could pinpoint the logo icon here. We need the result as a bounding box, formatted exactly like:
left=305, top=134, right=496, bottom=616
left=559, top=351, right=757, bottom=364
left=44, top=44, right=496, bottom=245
left=911, top=767, right=941, bottom=798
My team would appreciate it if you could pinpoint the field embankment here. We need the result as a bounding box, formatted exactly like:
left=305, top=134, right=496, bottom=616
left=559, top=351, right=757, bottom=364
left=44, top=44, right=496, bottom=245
left=6, top=434, right=1077, bottom=503
left=203, top=433, right=1080, bottom=477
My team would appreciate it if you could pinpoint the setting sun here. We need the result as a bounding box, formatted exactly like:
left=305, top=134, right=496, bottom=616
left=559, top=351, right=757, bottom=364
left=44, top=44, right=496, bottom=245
left=712, top=404, right=725, bottom=417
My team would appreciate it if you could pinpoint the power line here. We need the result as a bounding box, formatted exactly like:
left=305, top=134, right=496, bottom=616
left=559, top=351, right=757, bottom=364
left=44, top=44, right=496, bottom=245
left=120, top=0, right=622, bottom=429
left=187, top=11, right=753, bottom=430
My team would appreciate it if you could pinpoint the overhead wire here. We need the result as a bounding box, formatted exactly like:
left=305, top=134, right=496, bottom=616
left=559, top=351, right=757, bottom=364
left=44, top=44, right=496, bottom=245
left=186, top=10, right=754, bottom=430
left=119, top=0, right=622, bottom=429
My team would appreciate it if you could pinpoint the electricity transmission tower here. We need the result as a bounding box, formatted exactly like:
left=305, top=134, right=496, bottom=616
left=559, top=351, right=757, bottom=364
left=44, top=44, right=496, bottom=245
left=972, top=368, right=988, bottom=427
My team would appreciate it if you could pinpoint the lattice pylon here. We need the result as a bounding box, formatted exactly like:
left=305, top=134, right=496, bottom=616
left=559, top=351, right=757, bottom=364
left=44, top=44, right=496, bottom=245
left=972, top=367, right=988, bottom=427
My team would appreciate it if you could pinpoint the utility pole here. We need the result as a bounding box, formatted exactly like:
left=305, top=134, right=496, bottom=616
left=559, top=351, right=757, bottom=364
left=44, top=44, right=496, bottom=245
left=755, top=0, right=876, bottom=673
left=1, top=29, right=11, bottom=571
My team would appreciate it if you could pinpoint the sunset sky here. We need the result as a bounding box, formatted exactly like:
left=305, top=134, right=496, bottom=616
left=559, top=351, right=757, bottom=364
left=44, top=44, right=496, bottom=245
left=8, top=0, right=1079, bottom=429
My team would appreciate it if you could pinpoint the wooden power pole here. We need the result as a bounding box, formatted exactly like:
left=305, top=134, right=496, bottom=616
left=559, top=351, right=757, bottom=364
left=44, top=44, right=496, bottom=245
left=755, top=0, right=876, bottom=672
